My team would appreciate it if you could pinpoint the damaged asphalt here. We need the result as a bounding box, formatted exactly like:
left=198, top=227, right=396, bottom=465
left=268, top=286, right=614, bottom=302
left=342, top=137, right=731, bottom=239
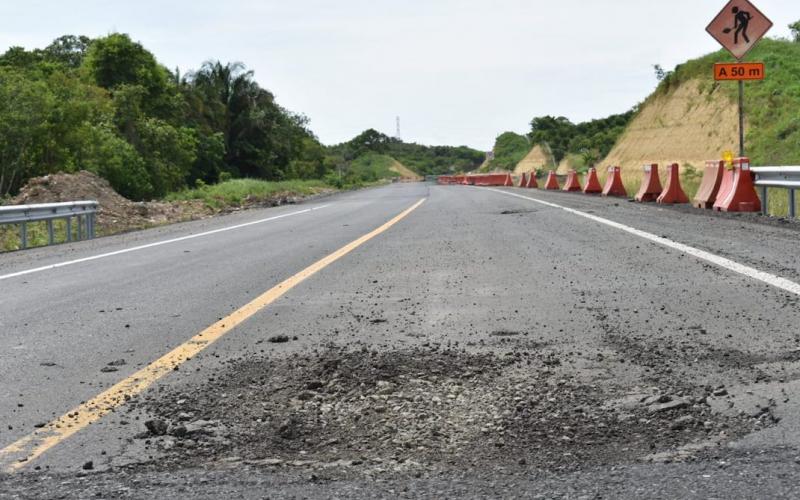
left=2, top=182, right=800, bottom=498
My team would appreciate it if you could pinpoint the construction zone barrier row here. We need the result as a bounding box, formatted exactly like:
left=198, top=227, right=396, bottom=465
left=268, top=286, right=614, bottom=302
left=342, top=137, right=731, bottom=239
left=438, top=173, right=514, bottom=187
left=437, top=157, right=762, bottom=212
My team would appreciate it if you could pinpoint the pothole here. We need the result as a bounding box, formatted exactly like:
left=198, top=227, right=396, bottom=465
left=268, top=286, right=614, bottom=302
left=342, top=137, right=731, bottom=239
left=129, top=347, right=767, bottom=474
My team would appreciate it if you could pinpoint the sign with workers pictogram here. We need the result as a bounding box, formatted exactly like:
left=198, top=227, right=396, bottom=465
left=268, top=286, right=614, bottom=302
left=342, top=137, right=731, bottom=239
left=706, top=0, right=773, bottom=60
left=706, top=0, right=772, bottom=157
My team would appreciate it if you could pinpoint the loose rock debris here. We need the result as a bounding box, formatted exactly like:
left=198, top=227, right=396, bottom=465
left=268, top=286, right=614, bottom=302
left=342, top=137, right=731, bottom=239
left=129, top=347, right=764, bottom=475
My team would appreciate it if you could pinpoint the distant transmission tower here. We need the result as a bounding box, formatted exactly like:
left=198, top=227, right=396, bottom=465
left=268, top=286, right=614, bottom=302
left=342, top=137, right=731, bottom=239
left=395, top=116, right=402, bottom=141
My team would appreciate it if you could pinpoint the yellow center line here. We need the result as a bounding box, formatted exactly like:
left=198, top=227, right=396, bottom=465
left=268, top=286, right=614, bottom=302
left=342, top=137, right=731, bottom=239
left=0, top=197, right=426, bottom=472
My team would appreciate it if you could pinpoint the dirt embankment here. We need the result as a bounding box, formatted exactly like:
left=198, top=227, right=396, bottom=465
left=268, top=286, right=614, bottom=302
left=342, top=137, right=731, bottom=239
left=601, top=78, right=739, bottom=174
left=388, top=159, right=423, bottom=182
left=514, top=145, right=553, bottom=174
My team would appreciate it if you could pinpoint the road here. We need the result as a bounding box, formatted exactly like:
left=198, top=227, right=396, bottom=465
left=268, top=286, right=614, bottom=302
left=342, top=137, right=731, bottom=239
left=2, top=182, right=800, bottom=498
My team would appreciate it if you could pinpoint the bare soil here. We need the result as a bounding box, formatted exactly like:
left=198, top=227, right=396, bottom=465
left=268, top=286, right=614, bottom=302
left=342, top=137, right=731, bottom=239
left=601, top=78, right=739, bottom=185
left=514, top=145, right=553, bottom=174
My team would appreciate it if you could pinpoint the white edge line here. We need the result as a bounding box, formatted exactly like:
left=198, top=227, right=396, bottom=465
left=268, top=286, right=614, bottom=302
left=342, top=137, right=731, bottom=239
left=0, top=204, right=332, bottom=282
left=485, top=188, right=800, bottom=297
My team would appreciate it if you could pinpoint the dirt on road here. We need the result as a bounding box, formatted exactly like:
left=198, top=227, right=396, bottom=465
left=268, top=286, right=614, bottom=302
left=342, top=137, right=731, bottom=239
left=123, top=343, right=764, bottom=479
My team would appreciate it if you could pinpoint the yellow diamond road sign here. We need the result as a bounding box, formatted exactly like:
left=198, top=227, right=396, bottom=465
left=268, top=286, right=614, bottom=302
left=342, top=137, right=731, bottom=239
left=706, top=0, right=773, bottom=60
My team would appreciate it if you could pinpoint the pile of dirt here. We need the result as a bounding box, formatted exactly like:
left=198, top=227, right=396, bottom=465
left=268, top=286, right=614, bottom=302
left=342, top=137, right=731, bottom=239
left=129, top=347, right=762, bottom=475
left=10, top=171, right=212, bottom=236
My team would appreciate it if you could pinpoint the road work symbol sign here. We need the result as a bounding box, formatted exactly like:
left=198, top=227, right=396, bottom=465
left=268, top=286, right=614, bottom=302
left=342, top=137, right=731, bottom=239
left=706, top=0, right=773, bottom=60
left=714, top=62, right=765, bottom=81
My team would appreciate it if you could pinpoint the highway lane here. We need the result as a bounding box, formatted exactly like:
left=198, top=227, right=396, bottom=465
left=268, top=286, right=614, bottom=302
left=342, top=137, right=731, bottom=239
left=0, top=183, right=428, bottom=454
left=2, top=182, right=800, bottom=497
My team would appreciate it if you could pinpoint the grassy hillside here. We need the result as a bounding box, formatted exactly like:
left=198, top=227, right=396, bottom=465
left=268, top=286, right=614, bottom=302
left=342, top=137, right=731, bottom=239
left=387, top=142, right=485, bottom=176
left=328, top=129, right=485, bottom=177
left=653, top=38, right=800, bottom=166
left=598, top=38, right=800, bottom=215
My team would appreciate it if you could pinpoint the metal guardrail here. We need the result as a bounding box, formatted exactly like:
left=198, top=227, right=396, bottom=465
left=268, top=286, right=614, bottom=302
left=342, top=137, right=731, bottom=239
left=752, top=167, right=800, bottom=218
left=0, top=201, right=98, bottom=249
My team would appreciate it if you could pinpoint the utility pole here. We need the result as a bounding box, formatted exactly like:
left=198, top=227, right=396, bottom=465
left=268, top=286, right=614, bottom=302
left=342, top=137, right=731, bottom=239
left=395, top=116, right=401, bottom=141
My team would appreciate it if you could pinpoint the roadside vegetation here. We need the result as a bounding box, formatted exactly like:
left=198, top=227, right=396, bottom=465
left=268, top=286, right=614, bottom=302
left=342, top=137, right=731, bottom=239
left=528, top=112, right=635, bottom=170
left=0, top=33, right=484, bottom=206
left=653, top=38, right=800, bottom=169
left=165, top=178, right=331, bottom=210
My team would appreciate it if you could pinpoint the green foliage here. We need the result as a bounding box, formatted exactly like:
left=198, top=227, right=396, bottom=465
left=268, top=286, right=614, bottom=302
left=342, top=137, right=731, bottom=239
left=135, top=118, right=198, bottom=197
left=1, top=33, right=483, bottom=203
left=387, top=142, right=484, bottom=176
left=487, top=132, right=530, bottom=171
left=0, top=34, right=334, bottom=201
left=82, top=34, right=175, bottom=118
left=529, top=111, right=634, bottom=164
left=328, top=129, right=484, bottom=176
left=346, top=129, right=391, bottom=158
left=345, top=153, right=400, bottom=184
left=43, top=35, right=91, bottom=68
left=791, top=20, right=800, bottom=42
left=183, top=61, right=323, bottom=182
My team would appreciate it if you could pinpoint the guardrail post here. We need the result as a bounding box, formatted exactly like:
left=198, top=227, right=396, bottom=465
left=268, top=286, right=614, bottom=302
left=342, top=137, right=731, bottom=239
left=790, top=188, right=797, bottom=218
left=47, top=220, right=54, bottom=245
left=65, top=217, right=72, bottom=243
left=90, top=213, right=96, bottom=239
left=760, top=186, right=768, bottom=215
left=77, top=214, right=83, bottom=241
left=20, top=222, right=28, bottom=249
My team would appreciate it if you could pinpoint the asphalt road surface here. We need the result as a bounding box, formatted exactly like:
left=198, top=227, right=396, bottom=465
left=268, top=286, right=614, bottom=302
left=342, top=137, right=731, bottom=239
left=2, top=182, right=800, bottom=499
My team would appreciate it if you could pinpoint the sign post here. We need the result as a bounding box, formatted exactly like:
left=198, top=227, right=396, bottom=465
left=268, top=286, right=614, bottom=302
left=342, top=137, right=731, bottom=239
left=706, top=0, right=773, bottom=157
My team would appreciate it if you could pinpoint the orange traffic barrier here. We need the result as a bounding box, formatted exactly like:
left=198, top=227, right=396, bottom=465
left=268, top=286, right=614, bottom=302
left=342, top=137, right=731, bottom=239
left=635, top=164, right=663, bottom=202
left=693, top=160, right=725, bottom=209
left=657, top=163, right=689, bottom=204
left=602, top=166, right=627, bottom=197
left=582, top=168, right=603, bottom=194
left=544, top=171, right=560, bottom=190
left=714, top=165, right=735, bottom=209
left=563, top=170, right=581, bottom=192
left=525, top=171, right=538, bottom=189
left=713, top=157, right=761, bottom=212
left=518, top=173, right=528, bottom=188
left=503, top=173, right=513, bottom=187
left=472, top=174, right=513, bottom=186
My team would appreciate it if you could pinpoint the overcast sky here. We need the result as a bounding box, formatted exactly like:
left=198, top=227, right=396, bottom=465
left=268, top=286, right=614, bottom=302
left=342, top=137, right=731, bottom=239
left=1, top=0, right=796, bottom=150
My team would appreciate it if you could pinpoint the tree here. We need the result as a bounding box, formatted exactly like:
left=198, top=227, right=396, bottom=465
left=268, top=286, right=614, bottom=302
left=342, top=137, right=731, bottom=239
left=82, top=33, right=176, bottom=119
left=42, top=35, right=91, bottom=68
left=185, top=61, right=314, bottom=180
left=791, top=20, right=800, bottom=42
left=347, top=129, right=391, bottom=157
left=489, top=132, right=530, bottom=171
left=0, top=68, right=53, bottom=195
left=529, top=116, right=576, bottom=162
